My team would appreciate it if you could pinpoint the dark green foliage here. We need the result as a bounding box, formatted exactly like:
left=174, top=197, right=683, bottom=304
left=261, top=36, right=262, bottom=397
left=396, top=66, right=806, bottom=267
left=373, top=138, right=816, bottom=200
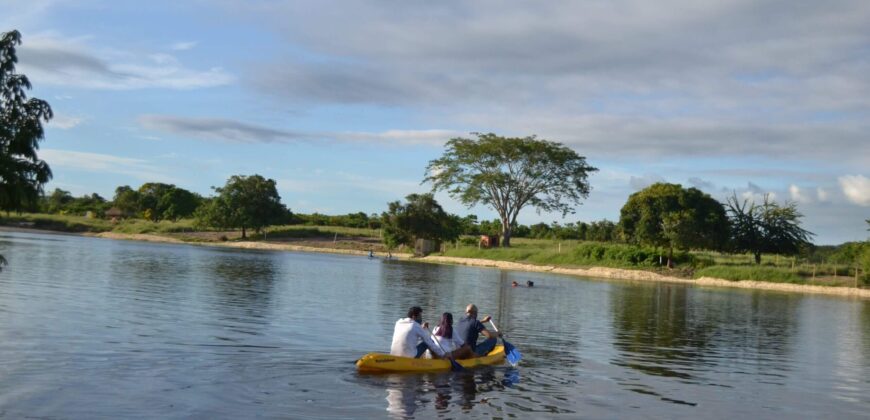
left=294, top=212, right=380, bottom=229
left=426, top=133, right=597, bottom=246
left=195, top=175, right=289, bottom=238
left=380, top=193, right=460, bottom=249
left=134, top=183, right=201, bottom=221
left=620, top=183, right=729, bottom=266
left=112, top=186, right=140, bottom=216
left=725, top=193, right=814, bottom=264
left=0, top=30, right=53, bottom=215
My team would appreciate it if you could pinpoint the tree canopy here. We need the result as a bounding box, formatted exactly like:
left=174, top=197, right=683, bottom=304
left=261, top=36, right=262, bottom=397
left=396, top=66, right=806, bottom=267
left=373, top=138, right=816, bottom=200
left=725, top=193, right=814, bottom=264
left=1, top=30, right=52, bottom=271
left=619, top=183, right=729, bottom=267
left=425, top=133, right=597, bottom=246
left=380, top=193, right=460, bottom=249
left=195, top=175, right=289, bottom=238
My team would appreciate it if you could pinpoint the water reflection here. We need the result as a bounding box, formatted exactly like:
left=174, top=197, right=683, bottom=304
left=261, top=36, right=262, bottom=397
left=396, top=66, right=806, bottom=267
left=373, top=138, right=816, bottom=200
left=377, top=367, right=510, bottom=419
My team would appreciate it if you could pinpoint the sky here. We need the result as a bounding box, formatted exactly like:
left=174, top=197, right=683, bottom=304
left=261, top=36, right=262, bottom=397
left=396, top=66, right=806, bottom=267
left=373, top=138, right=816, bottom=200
left=3, top=0, right=869, bottom=244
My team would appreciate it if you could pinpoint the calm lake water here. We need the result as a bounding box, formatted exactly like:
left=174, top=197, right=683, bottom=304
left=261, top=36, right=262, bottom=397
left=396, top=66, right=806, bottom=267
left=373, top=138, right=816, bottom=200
left=0, top=230, right=868, bottom=419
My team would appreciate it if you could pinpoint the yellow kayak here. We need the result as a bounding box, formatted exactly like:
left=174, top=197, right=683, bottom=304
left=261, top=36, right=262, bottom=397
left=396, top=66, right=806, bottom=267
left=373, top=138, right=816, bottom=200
left=356, top=345, right=505, bottom=373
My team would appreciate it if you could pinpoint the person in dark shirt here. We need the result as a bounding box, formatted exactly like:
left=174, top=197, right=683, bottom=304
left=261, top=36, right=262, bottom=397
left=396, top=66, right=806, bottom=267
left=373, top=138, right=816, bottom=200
left=454, top=304, right=501, bottom=357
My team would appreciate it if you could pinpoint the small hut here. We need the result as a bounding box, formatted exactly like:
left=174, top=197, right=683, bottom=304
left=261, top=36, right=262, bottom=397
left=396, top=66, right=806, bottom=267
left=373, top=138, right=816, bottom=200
left=414, top=238, right=440, bottom=256
left=105, top=207, right=125, bottom=223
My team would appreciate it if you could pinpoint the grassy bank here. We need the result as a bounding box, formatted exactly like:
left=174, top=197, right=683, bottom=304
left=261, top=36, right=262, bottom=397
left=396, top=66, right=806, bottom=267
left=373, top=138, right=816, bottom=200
left=443, top=238, right=868, bottom=287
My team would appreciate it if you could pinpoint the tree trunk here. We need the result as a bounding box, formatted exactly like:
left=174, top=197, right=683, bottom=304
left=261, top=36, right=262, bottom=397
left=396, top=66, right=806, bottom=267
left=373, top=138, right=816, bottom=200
left=501, top=224, right=512, bottom=247
left=667, top=246, right=674, bottom=269
left=754, top=252, right=761, bottom=265
left=241, top=226, right=247, bottom=239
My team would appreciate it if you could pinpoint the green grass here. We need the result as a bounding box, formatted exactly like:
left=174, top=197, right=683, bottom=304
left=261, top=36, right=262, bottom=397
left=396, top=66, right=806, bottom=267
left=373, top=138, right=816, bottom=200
left=693, top=266, right=804, bottom=283
left=263, top=224, right=381, bottom=238
left=0, top=212, right=113, bottom=232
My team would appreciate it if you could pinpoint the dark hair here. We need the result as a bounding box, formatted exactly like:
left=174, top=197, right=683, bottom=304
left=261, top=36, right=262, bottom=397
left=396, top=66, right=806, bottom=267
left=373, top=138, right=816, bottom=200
left=435, top=312, right=453, bottom=339
left=407, top=306, right=423, bottom=319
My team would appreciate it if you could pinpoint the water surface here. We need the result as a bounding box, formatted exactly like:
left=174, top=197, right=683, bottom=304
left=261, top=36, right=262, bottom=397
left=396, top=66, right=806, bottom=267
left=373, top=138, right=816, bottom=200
left=0, top=231, right=867, bottom=418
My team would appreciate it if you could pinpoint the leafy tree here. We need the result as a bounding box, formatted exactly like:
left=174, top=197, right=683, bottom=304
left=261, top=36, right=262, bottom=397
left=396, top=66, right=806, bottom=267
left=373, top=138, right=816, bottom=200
left=136, top=183, right=201, bottom=221
left=112, top=186, right=140, bottom=216
left=380, top=193, right=460, bottom=249
left=44, top=188, right=73, bottom=213
left=588, top=219, right=617, bottom=242
left=425, top=133, right=597, bottom=247
left=620, top=183, right=729, bottom=267
left=196, top=175, right=288, bottom=239
left=1, top=30, right=53, bottom=271
left=725, top=193, right=814, bottom=264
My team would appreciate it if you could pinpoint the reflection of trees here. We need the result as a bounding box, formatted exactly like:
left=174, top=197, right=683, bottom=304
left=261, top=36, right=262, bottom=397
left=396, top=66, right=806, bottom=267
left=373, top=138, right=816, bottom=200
left=208, top=250, right=278, bottom=321
left=611, top=285, right=800, bottom=384
left=611, top=285, right=713, bottom=380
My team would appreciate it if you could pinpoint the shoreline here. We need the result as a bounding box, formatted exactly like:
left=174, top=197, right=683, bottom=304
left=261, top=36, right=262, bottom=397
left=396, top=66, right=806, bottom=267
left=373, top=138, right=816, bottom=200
left=5, top=227, right=868, bottom=299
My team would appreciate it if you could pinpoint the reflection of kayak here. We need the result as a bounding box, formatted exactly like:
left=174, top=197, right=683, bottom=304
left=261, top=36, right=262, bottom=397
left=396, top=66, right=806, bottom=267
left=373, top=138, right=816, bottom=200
left=357, top=345, right=505, bottom=373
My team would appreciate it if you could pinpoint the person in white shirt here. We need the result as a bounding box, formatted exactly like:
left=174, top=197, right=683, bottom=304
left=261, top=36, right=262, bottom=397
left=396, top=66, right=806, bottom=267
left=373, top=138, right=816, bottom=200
left=431, top=312, right=476, bottom=359
left=390, top=306, right=446, bottom=359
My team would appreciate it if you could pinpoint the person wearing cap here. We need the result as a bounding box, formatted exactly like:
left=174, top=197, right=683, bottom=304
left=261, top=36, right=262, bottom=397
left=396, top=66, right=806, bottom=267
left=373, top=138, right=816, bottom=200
left=390, top=306, right=446, bottom=359
left=454, top=304, right=501, bottom=357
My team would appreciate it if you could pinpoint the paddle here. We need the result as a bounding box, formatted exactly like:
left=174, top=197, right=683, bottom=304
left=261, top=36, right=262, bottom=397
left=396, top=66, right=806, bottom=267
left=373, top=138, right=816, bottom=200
left=426, top=327, right=465, bottom=372
left=489, top=320, right=522, bottom=366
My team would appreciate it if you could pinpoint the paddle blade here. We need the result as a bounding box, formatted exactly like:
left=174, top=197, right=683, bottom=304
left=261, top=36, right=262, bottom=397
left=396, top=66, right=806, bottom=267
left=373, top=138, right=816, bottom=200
left=504, top=340, right=522, bottom=366
left=449, top=358, right=465, bottom=372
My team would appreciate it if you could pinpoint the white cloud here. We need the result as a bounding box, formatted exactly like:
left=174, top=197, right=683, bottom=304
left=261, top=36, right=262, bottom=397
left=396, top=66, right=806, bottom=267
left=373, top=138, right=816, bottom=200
left=337, top=129, right=461, bottom=146
left=17, top=33, right=233, bottom=90
left=39, top=149, right=173, bottom=182
left=816, top=187, right=829, bottom=202
left=789, top=184, right=810, bottom=203
left=48, top=114, right=83, bottom=129
left=170, top=41, right=198, bottom=51
left=838, top=175, right=870, bottom=206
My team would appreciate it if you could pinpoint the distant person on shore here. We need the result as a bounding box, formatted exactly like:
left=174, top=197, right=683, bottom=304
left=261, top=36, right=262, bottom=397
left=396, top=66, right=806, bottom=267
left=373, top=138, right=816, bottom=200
left=390, top=306, right=446, bottom=359
left=455, top=304, right=500, bottom=357
left=368, top=249, right=374, bottom=258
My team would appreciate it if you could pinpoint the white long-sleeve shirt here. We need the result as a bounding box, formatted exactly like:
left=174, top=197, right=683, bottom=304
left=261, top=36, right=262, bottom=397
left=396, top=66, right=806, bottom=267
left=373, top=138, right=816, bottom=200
left=390, top=318, right=445, bottom=358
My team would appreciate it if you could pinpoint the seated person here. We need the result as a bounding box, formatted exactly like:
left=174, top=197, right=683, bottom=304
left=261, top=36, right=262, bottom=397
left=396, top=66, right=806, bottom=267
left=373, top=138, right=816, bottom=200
left=390, top=306, right=445, bottom=359
left=454, top=304, right=501, bottom=357
left=429, top=312, right=475, bottom=359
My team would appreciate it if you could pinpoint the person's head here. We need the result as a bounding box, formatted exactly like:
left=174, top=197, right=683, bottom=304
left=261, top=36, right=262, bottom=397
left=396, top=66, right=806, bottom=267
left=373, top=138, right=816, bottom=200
left=465, top=304, right=478, bottom=319
left=435, top=312, right=453, bottom=338
left=407, top=306, right=423, bottom=323
left=511, top=281, right=519, bottom=287
left=526, top=280, right=534, bottom=287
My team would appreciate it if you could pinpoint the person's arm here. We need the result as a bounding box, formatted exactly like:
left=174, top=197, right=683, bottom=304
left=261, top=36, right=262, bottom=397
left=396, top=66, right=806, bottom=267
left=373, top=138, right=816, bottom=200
left=478, top=318, right=501, bottom=339
left=413, top=323, right=445, bottom=358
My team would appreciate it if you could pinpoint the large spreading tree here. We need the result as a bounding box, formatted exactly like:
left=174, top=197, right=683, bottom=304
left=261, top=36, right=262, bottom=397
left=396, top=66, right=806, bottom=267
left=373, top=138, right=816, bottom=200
left=725, top=193, right=814, bottom=264
left=1, top=30, right=52, bottom=270
left=425, top=133, right=597, bottom=247
left=195, top=175, right=289, bottom=239
left=619, top=183, right=729, bottom=267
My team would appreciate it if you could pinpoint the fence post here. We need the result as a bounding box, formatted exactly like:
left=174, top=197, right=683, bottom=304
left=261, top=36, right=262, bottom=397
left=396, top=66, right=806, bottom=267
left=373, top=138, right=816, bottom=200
left=558, top=243, right=561, bottom=253
left=857, top=267, right=860, bottom=288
